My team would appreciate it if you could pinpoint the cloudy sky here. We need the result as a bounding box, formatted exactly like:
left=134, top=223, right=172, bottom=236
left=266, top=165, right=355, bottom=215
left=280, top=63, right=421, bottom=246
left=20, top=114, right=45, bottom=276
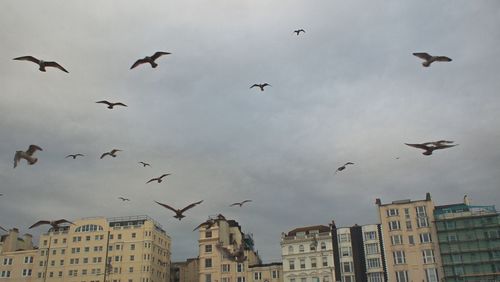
left=1, top=0, right=499, bottom=262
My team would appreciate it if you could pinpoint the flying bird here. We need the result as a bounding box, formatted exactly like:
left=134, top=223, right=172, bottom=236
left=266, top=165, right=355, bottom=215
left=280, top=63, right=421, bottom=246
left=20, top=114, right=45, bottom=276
left=96, top=100, right=127, bottom=109
left=230, top=200, right=252, bottom=207
left=118, top=197, right=130, bottom=201
left=405, top=140, right=458, bottom=155
left=130, top=51, right=171, bottom=69
left=293, top=29, right=305, bottom=35
left=65, top=154, right=84, bottom=159
left=413, top=52, right=452, bottom=67
left=139, top=162, right=151, bottom=167
left=335, top=162, right=354, bottom=174
left=14, top=145, right=43, bottom=168
left=193, top=214, right=226, bottom=231
left=100, top=149, right=122, bottom=159
left=250, top=83, right=271, bottom=91
left=155, top=200, right=203, bottom=220
left=146, top=174, right=171, bottom=184
left=13, top=56, right=68, bottom=73
left=29, top=219, right=74, bottom=230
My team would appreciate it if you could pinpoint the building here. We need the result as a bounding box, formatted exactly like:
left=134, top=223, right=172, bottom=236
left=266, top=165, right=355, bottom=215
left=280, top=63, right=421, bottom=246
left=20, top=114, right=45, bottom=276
left=281, top=225, right=335, bottom=282
left=171, top=258, right=199, bottom=282
left=0, top=228, right=38, bottom=281
left=248, top=262, right=283, bottom=282
left=331, top=223, right=386, bottom=282
left=376, top=193, right=443, bottom=282
left=34, top=215, right=171, bottom=282
left=198, top=215, right=261, bottom=282
left=434, top=196, right=500, bottom=282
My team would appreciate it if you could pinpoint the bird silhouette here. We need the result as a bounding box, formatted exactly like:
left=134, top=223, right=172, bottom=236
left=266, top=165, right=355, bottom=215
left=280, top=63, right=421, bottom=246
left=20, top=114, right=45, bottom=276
left=405, top=140, right=457, bottom=155
left=293, top=29, right=305, bottom=35
left=65, top=154, right=84, bottom=159
left=230, top=200, right=252, bottom=207
left=14, top=145, right=43, bottom=168
left=13, top=56, right=68, bottom=73
left=155, top=200, right=203, bottom=220
left=193, top=214, right=226, bottom=231
left=139, top=162, right=151, bottom=167
left=335, top=162, right=355, bottom=173
left=146, top=174, right=171, bottom=184
left=96, top=100, right=127, bottom=109
left=29, top=219, right=74, bottom=230
left=413, top=52, right=452, bottom=67
left=250, top=83, right=271, bottom=91
left=100, top=149, right=122, bottom=159
left=130, top=51, right=171, bottom=69
left=118, top=197, right=130, bottom=201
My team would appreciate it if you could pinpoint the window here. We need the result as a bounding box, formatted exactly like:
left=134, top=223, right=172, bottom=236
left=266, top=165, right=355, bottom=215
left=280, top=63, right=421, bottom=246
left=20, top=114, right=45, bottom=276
left=320, top=242, right=326, bottom=250
left=417, top=217, right=429, bottom=228
left=416, top=206, right=427, bottom=217
left=3, top=258, right=13, bottom=265
left=422, top=249, right=435, bottom=264
left=132, top=232, right=136, bottom=238
left=62, top=238, right=66, bottom=244
left=425, top=268, right=438, bottom=282
left=322, top=256, right=328, bottom=267
left=343, top=262, right=353, bottom=273
left=408, top=235, right=415, bottom=245
left=272, top=270, right=279, bottom=279
left=420, top=233, right=432, bottom=243
left=395, top=271, right=408, bottom=282
left=448, top=234, right=457, bottom=242
left=339, top=233, right=350, bottom=242
left=289, top=259, right=295, bottom=270
left=118, top=234, right=122, bottom=240
left=390, top=235, right=403, bottom=245
left=393, top=250, right=406, bottom=264
left=205, top=258, right=212, bottom=268
left=288, top=245, right=293, bottom=253
left=205, top=231, right=212, bottom=238
left=300, top=258, right=305, bottom=269
left=388, top=221, right=400, bottom=231
left=24, top=256, right=33, bottom=263
left=129, top=267, right=134, bottom=273
left=404, top=208, right=410, bottom=218
left=22, top=269, right=32, bottom=277
left=237, top=277, right=246, bottom=282
left=254, top=272, right=262, bottom=280
left=311, top=258, right=317, bottom=268
left=222, top=278, right=231, bottom=282
left=299, top=245, right=304, bottom=252
left=222, top=264, right=230, bottom=272
left=237, top=263, right=244, bottom=272
left=364, top=231, right=377, bottom=241
left=341, top=246, right=352, bottom=257
left=205, top=274, right=211, bottom=282
left=205, top=245, right=212, bottom=253
left=406, top=221, right=412, bottom=230
left=0, top=271, right=11, bottom=278
left=366, top=258, right=380, bottom=269
left=387, top=208, right=399, bottom=216
left=130, top=255, right=135, bottom=261
left=367, top=273, right=384, bottom=282
left=366, top=243, right=379, bottom=254
left=75, top=224, right=103, bottom=232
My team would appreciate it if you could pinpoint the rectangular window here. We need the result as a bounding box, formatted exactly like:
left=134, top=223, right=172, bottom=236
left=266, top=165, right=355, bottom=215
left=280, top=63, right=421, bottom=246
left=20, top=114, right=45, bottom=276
left=343, top=262, right=353, bottom=273
left=364, top=231, right=377, bottom=241
left=289, top=260, right=295, bottom=270
left=272, top=270, right=279, bottom=279
left=406, top=220, right=412, bottom=230
left=22, top=269, right=32, bottom=277
left=387, top=208, right=399, bottom=216
left=390, top=235, right=403, bottom=245
left=404, top=208, right=410, bottom=219
left=341, top=246, right=352, bottom=257
left=366, top=258, right=381, bottom=269
left=222, top=264, right=230, bottom=272
left=205, top=244, right=212, bottom=253
left=311, top=258, right=317, bottom=268
left=338, top=234, right=350, bottom=242
left=422, top=249, right=435, bottom=264
left=254, top=272, right=262, bottom=280
left=366, top=243, right=379, bottom=254
left=205, top=258, right=212, bottom=268
left=237, top=263, right=244, bottom=272
left=393, top=251, right=406, bottom=264
left=420, top=233, right=432, bottom=243
left=408, top=235, right=415, bottom=245
left=322, top=257, right=328, bottom=267
left=416, top=206, right=427, bottom=217
left=395, top=271, right=408, bottom=282
left=205, top=231, right=212, bottom=238
left=388, top=221, right=400, bottom=231
left=417, top=217, right=429, bottom=228
left=237, top=277, right=246, bottom=282
left=425, top=268, right=439, bottom=282
left=300, top=258, right=305, bottom=269
left=367, top=272, right=384, bottom=282
left=223, top=278, right=231, bottom=282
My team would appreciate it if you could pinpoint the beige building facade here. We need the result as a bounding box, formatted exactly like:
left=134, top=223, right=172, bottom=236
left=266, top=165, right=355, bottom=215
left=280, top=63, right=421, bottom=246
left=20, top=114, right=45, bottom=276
left=376, top=193, right=443, bottom=282
left=171, top=258, right=199, bottom=282
left=0, top=228, right=38, bottom=282
left=248, top=263, right=282, bottom=282
left=34, top=215, right=171, bottom=282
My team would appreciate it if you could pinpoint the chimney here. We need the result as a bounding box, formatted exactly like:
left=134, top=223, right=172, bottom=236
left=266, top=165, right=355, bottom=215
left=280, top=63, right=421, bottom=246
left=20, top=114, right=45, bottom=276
left=23, top=234, right=34, bottom=250
left=3, top=228, right=19, bottom=252
left=375, top=198, right=381, bottom=206
left=463, top=195, right=470, bottom=206
left=425, top=193, right=431, bottom=201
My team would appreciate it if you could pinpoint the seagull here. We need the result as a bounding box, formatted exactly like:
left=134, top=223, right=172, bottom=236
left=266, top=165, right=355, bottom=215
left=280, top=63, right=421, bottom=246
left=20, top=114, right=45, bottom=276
left=146, top=174, right=171, bottom=184
left=405, top=140, right=457, bottom=155
left=14, top=145, right=43, bottom=168
left=230, top=200, right=252, bottom=207
left=293, top=29, right=305, bottom=35
left=193, top=214, right=226, bottom=231
left=139, top=162, right=151, bottom=167
left=155, top=200, right=203, bottom=220
left=13, top=56, right=69, bottom=73
left=65, top=154, right=84, bottom=159
left=100, top=149, right=122, bottom=159
left=29, top=219, right=74, bottom=230
left=96, top=100, right=127, bottom=109
left=250, top=83, right=271, bottom=91
left=335, top=162, right=354, bottom=173
left=130, top=51, right=171, bottom=69
left=413, top=52, right=452, bottom=67
left=0, top=226, right=6, bottom=232
left=118, top=197, right=130, bottom=201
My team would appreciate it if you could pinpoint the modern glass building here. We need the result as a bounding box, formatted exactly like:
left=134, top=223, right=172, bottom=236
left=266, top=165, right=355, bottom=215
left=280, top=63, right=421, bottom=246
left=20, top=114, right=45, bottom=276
left=434, top=199, right=500, bottom=282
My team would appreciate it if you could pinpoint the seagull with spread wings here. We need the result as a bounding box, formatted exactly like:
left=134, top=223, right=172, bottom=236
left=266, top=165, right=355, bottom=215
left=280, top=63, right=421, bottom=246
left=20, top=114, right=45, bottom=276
left=29, top=219, right=74, bottom=230
left=413, top=52, right=452, bottom=67
left=96, top=100, right=127, bottom=109
left=14, top=145, right=43, bottom=168
left=65, top=154, right=84, bottom=159
left=146, top=174, right=171, bottom=184
left=130, top=51, right=171, bottom=69
left=118, top=197, right=130, bottom=202
left=139, top=162, right=151, bottom=167
left=100, top=149, right=122, bottom=159
left=13, top=56, right=68, bottom=73
left=230, top=200, right=252, bottom=207
left=155, top=200, right=203, bottom=220
left=293, top=29, right=305, bottom=35
left=335, top=162, right=354, bottom=174
left=405, top=140, right=457, bottom=155
left=250, top=83, right=271, bottom=91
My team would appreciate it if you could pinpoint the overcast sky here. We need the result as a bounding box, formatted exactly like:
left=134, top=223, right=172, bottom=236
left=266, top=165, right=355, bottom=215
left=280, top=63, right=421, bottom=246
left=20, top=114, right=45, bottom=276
left=1, top=0, right=499, bottom=262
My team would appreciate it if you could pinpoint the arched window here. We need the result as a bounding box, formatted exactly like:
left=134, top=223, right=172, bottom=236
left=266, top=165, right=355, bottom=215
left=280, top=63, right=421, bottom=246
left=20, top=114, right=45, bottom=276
left=74, top=224, right=103, bottom=233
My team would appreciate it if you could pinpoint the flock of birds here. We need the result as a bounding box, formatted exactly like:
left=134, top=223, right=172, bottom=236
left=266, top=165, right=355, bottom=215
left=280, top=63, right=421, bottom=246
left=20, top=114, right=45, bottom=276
left=3, top=25, right=458, bottom=243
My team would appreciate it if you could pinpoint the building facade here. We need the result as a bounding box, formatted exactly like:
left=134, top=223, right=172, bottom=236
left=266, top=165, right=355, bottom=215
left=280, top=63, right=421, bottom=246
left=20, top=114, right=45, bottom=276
left=248, top=263, right=283, bottom=282
left=34, top=215, right=171, bottom=282
left=171, top=258, right=199, bottom=282
left=376, top=193, right=443, bottom=282
left=434, top=197, right=500, bottom=282
left=198, top=215, right=261, bottom=282
left=281, top=225, right=336, bottom=282
left=0, top=228, right=38, bottom=281
left=361, top=224, right=386, bottom=282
